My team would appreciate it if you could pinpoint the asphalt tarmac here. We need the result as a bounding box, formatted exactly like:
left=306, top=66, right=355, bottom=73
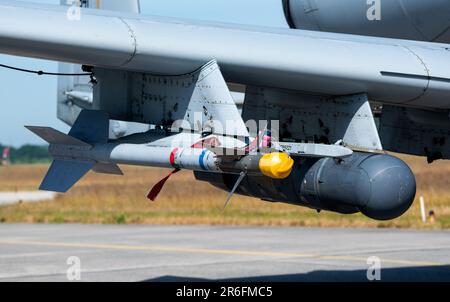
left=0, top=224, right=449, bottom=282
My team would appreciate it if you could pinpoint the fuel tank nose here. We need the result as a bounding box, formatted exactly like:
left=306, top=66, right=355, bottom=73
left=357, top=154, right=417, bottom=221
left=299, top=152, right=416, bottom=220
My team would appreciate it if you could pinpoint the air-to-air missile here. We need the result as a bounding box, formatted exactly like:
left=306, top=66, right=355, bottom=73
left=25, top=110, right=301, bottom=195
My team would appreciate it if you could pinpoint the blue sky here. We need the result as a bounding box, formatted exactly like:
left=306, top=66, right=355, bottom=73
left=0, top=0, right=287, bottom=147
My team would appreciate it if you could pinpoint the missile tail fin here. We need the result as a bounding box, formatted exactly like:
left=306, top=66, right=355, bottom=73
left=68, top=110, right=109, bottom=144
left=26, top=109, right=111, bottom=193
left=26, top=110, right=109, bottom=146
left=39, top=160, right=95, bottom=193
left=25, top=126, right=91, bottom=147
left=92, top=163, right=123, bottom=175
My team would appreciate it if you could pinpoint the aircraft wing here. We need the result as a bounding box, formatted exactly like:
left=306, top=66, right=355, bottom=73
left=2, top=0, right=450, bottom=161
left=1, top=0, right=450, bottom=109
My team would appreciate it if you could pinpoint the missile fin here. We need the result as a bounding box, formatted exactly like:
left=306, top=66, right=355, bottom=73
left=69, top=110, right=109, bottom=144
left=39, top=160, right=95, bottom=193
left=25, top=126, right=91, bottom=147
left=27, top=109, right=111, bottom=193
left=93, top=163, right=124, bottom=175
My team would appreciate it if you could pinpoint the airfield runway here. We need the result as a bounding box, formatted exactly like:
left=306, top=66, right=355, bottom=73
left=0, top=224, right=449, bottom=282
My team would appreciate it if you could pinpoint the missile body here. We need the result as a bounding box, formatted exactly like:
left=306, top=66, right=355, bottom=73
left=26, top=109, right=295, bottom=194
left=50, top=143, right=220, bottom=172
left=48, top=142, right=294, bottom=179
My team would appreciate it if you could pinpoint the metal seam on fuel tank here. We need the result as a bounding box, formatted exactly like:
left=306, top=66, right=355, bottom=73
left=314, top=156, right=328, bottom=203
left=117, top=17, right=137, bottom=67
left=400, top=46, right=430, bottom=104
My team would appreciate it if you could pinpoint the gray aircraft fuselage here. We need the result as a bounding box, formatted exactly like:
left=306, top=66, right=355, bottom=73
left=283, top=0, right=450, bottom=43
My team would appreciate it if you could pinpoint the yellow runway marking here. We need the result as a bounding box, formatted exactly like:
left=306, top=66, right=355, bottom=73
left=0, top=240, right=442, bottom=267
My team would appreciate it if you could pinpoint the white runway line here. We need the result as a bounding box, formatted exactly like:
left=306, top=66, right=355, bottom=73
left=0, top=191, right=57, bottom=206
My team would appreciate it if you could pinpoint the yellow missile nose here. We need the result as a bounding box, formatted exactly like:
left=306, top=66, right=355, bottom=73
left=259, top=152, right=294, bottom=179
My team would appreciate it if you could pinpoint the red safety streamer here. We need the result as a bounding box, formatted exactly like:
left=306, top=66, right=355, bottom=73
left=147, top=169, right=180, bottom=201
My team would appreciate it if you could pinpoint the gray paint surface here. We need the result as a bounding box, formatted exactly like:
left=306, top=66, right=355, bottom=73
left=283, top=0, right=450, bottom=43
left=0, top=224, right=449, bottom=282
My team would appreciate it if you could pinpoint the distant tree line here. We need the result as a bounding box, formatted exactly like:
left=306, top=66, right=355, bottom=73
left=0, top=144, right=50, bottom=164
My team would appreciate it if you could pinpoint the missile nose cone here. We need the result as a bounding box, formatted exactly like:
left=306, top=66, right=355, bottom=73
left=259, top=152, right=294, bottom=179
left=358, top=155, right=416, bottom=221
